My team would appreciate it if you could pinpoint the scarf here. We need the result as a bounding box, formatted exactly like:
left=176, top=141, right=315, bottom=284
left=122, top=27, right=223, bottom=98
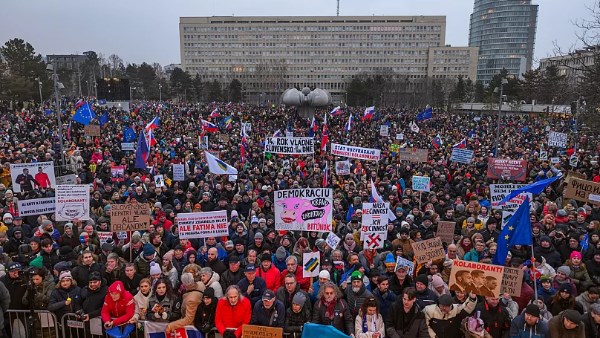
left=344, top=240, right=356, bottom=252
left=364, top=250, right=376, bottom=266
left=322, top=298, right=337, bottom=320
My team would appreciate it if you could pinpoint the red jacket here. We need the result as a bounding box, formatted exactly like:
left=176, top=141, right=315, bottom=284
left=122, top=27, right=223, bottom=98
left=215, top=296, right=251, bottom=338
left=256, top=265, right=281, bottom=292
left=280, top=267, right=311, bottom=291
left=101, top=281, right=135, bottom=326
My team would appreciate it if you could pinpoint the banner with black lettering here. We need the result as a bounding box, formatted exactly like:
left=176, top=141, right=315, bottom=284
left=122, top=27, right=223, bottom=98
left=264, top=137, right=314, bottom=154
left=17, top=198, right=56, bottom=217
left=177, top=211, right=229, bottom=239
left=331, top=143, right=381, bottom=161
left=275, top=188, right=333, bottom=232
left=360, top=202, right=389, bottom=242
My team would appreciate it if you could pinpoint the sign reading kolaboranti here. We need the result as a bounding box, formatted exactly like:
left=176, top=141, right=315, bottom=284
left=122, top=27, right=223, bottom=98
left=177, top=211, right=229, bottom=239
left=55, top=185, right=90, bottom=221
left=275, top=188, right=333, bottom=232
left=448, top=260, right=504, bottom=297
left=331, top=143, right=381, bottom=161
left=264, top=137, right=314, bottom=154
left=110, top=203, right=151, bottom=231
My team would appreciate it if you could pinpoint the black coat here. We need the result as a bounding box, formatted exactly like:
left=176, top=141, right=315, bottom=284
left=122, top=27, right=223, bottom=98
left=250, top=299, right=285, bottom=327
left=384, top=302, right=429, bottom=338
left=81, top=283, right=107, bottom=318
left=312, top=298, right=354, bottom=335
left=72, top=262, right=103, bottom=286
left=582, top=311, right=600, bottom=338
left=284, top=306, right=311, bottom=334
left=47, top=285, right=83, bottom=321
left=0, top=275, right=27, bottom=310
left=474, top=302, right=511, bottom=338
left=194, top=297, right=218, bottom=332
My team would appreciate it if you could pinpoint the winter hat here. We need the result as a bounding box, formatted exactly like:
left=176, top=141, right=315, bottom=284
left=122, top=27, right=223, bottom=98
left=64, top=222, right=73, bottom=230
left=539, top=275, right=551, bottom=283
left=275, top=246, right=287, bottom=261
left=524, top=304, right=540, bottom=318
left=590, top=303, right=600, bottom=315
left=557, top=209, right=567, bottom=217
left=557, top=266, right=571, bottom=276
left=254, top=232, right=263, bottom=240
left=570, top=251, right=582, bottom=260
left=319, top=270, right=330, bottom=280
left=315, top=239, right=326, bottom=248
left=59, top=270, right=73, bottom=281
left=540, top=235, right=551, bottom=244
left=438, top=294, right=454, bottom=306
left=149, top=262, right=161, bottom=275
left=384, top=253, right=396, bottom=267
left=559, top=284, right=572, bottom=294
left=204, top=287, right=215, bottom=299
left=562, top=309, right=582, bottom=324
left=2, top=213, right=12, bottom=220
left=292, top=292, right=307, bottom=307
left=431, top=275, right=445, bottom=289
left=350, top=270, right=363, bottom=282
left=29, top=255, right=43, bottom=268
left=416, top=274, right=429, bottom=287
left=54, top=261, right=71, bottom=272
left=260, top=253, right=272, bottom=262
left=143, top=243, right=156, bottom=257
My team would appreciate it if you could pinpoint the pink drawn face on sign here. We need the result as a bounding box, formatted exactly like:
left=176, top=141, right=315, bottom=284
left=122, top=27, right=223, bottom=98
left=277, top=198, right=312, bottom=224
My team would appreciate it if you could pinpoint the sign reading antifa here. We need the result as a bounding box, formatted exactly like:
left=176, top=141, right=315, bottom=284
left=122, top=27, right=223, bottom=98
left=274, top=188, right=333, bottom=232
left=110, top=203, right=151, bottom=231
left=264, top=137, right=314, bottom=154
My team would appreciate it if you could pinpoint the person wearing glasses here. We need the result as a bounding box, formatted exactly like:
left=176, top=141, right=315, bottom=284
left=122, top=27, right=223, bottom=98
left=312, top=281, right=355, bottom=337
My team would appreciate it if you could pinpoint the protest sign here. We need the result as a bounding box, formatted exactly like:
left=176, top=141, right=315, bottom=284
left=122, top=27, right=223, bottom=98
left=364, top=233, right=385, bottom=249
left=173, top=164, right=185, bottom=181
left=84, top=125, right=101, bottom=137
left=110, top=203, right=151, bottom=231
left=55, top=185, right=90, bottom=221
left=450, top=148, right=474, bottom=164
left=265, top=137, right=314, bottom=154
left=177, top=211, right=229, bottom=239
left=219, top=134, right=230, bottom=143
left=398, top=148, right=428, bottom=163
left=411, top=237, right=445, bottom=264
left=395, top=256, right=414, bottom=275
left=17, top=198, right=55, bottom=217
left=570, top=154, right=579, bottom=168
left=154, top=175, right=165, bottom=188
left=335, top=160, right=351, bottom=175
left=412, top=176, right=430, bottom=192
left=242, top=325, right=283, bottom=338
left=56, top=174, right=77, bottom=185
left=380, top=125, right=389, bottom=137
left=548, top=131, right=567, bottom=148
left=331, top=143, right=381, bottom=161
left=550, top=157, right=560, bottom=164
left=285, top=131, right=293, bottom=138
left=360, top=202, right=389, bottom=240
left=448, top=260, right=504, bottom=297
left=111, top=166, right=125, bottom=182
left=490, top=184, right=532, bottom=211
left=241, top=122, right=252, bottom=133
left=325, top=232, right=341, bottom=249
left=539, top=150, right=548, bottom=161
left=396, top=133, right=404, bottom=140
left=10, top=161, right=56, bottom=193
left=487, top=158, right=527, bottom=181
left=564, top=177, right=600, bottom=205
left=274, top=188, right=333, bottom=232
left=302, top=251, right=320, bottom=278
left=500, top=266, right=524, bottom=297
left=198, top=136, right=209, bottom=150
left=121, top=142, right=135, bottom=151
left=97, top=232, right=113, bottom=245
left=436, top=221, right=456, bottom=244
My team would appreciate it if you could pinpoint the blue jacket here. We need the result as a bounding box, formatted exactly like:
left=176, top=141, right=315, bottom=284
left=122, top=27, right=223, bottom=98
left=250, top=299, right=285, bottom=327
left=237, top=276, right=267, bottom=308
left=509, top=313, right=549, bottom=338
left=463, top=248, right=486, bottom=262
left=372, top=288, right=396, bottom=320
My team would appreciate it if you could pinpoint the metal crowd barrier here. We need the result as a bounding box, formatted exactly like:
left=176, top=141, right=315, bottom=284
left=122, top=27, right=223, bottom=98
left=6, top=309, right=60, bottom=338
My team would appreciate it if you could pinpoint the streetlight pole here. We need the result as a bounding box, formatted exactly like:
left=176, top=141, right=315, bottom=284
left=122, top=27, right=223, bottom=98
left=50, top=64, right=66, bottom=165
left=159, top=84, right=162, bottom=102
left=35, top=78, right=43, bottom=105
left=130, top=86, right=136, bottom=103
left=494, top=78, right=508, bottom=158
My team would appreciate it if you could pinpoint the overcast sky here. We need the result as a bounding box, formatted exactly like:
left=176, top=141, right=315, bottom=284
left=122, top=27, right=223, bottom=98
left=0, top=0, right=596, bottom=66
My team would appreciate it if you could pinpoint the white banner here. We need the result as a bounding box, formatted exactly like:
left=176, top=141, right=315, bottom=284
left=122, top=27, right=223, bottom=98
left=412, top=176, right=431, bottom=192
left=325, top=232, right=341, bottom=249
left=450, top=148, right=474, bottom=164
left=176, top=211, right=229, bottom=239
left=396, top=133, right=404, bottom=140
left=548, top=131, right=567, bottom=148
left=10, top=161, right=56, bottom=193
left=17, top=198, right=56, bottom=217
left=275, top=188, right=333, bottom=232
left=264, top=137, right=314, bottom=154
left=173, top=164, right=185, bottom=181
left=55, top=185, right=90, bottom=221
left=56, top=174, right=77, bottom=185
left=360, top=202, right=389, bottom=241
left=490, top=184, right=531, bottom=211
left=331, top=143, right=381, bottom=161
left=380, top=125, right=389, bottom=136
left=97, top=231, right=113, bottom=245
left=335, top=160, right=351, bottom=175
left=121, top=142, right=135, bottom=151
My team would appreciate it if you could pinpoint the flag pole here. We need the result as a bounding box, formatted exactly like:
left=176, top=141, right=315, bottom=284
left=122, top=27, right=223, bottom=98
left=531, top=245, right=538, bottom=300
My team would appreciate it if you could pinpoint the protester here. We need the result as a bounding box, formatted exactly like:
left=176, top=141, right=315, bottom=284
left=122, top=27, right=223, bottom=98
left=215, top=285, right=252, bottom=338
left=312, top=281, right=354, bottom=336
left=283, top=292, right=311, bottom=338
left=385, top=287, right=429, bottom=338
left=509, top=303, right=549, bottom=338
left=354, top=297, right=385, bottom=338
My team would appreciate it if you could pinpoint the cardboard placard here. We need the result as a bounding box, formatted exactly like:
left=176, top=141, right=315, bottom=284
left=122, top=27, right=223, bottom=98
left=242, top=325, right=283, bottom=338
left=436, top=221, right=455, bottom=244
left=448, top=260, right=504, bottom=297
left=500, top=266, right=524, bottom=296
left=398, top=148, right=428, bottom=163
left=410, top=237, right=445, bottom=264
left=84, top=125, right=101, bottom=137
left=564, top=177, right=600, bottom=205
left=487, top=158, right=527, bottom=181
left=110, top=203, right=151, bottom=232
left=219, top=134, right=230, bottom=143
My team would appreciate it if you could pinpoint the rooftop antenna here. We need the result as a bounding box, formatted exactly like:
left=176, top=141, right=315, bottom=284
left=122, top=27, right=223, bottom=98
left=337, top=0, right=340, bottom=16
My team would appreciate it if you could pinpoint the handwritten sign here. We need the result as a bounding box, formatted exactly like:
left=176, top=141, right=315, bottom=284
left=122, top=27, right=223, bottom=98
left=410, top=237, right=445, bottom=264
left=242, top=325, right=283, bottom=338
left=110, top=204, right=151, bottom=232
left=564, top=177, right=600, bottom=205
left=396, top=133, right=404, bottom=140
left=325, top=232, right=341, bottom=249
left=173, top=164, right=185, bottom=181
left=436, top=221, right=456, bottom=244
left=412, top=176, right=430, bottom=192
left=548, top=131, right=567, bottom=148
left=500, top=266, right=524, bottom=296
left=84, top=125, right=101, bottom=137
left=380, top=125, right=389, bottom=137
left=398, top=148, right=428, bottom=163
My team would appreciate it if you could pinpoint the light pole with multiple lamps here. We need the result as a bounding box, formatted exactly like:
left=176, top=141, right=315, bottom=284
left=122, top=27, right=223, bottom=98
left=47, top=64, right=66, bottom=165
left=494, top=78, right=508, bottom=158
left=34, top=77, right=43, bottom=105
left=159, top=83, right=162, bottom=102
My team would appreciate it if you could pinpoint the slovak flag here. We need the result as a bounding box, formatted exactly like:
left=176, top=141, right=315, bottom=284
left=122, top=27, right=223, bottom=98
left=321, top=114, right=329, bottom=152
left=146, top=129, right=157, bottom=147
left=345, top=114, right=354, bottom=132
left=74, top=99, right=86, bottom=110
left=201, top=119, right=218, bottom=133
left=432, top=134, right=443, bottom=149
left=322, top=162, right=329, bottom=188
left=362, top=106, right=375, bottom=121
left=240, top=135, right=248, bottom=165
left=210, top=108, right=219, bottom=118
left=308, top=117, right=317, bottom=137
left=453, top=138, right=467, bottom=149
left=330, top=106, right=342, bottom=116
left=145, top=116, right=159, bottom=132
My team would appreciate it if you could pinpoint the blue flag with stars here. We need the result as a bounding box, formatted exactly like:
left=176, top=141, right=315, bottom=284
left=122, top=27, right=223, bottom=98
left=492, top=198, right=533, bottom=265
left=72, top=103, right=96, bottom=125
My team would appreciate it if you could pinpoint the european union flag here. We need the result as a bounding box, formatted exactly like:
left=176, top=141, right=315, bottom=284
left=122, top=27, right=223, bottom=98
left=346, top=203, right=355, bottom=222
left=498, top=175, right=561, bottom=205
left=492, top=198, right=533, bottom=265
left=416, top=106, right=433, bottom=121
left=72, top=103, right=96, bottom=125
left=98, top=99, right=107, bottom=105
left=99, top=111, right=109, bottom=127
left=123, top=127, right=136, bottom=142
left=44, top=109, right=53, bottom=115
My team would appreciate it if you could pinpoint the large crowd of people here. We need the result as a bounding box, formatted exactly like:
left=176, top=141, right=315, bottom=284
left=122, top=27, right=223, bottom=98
left=0, top=99, right=598, bottom=338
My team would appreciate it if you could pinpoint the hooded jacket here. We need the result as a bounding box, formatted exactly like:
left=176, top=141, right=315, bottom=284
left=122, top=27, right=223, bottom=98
left=101, top=281, right=135, bottom=326
left=215, top=296, right=252, bottom=338
left=547, top=311, right=586, bottom=338
left=423, top=296, right=477, bottom=338
left=509, top=312, right=549, bottom=338
left=48, top=283, right=83, bottom=321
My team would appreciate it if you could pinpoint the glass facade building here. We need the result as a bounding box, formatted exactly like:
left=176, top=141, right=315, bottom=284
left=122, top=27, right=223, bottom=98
left=469, top=0, right=538, bottom=85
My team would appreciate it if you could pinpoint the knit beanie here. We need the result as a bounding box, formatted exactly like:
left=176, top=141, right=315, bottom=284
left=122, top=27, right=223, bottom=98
left=143, top=243, right=156, bottom=257
left=416, top=274, right=429, bottom=287
left=149, top=262, right=161, bottom=275
left=275, top=246, right=287, bottom=261
left=557, top=265, right=571, bottom=276
left=292, top=292, right=307, bottom=307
